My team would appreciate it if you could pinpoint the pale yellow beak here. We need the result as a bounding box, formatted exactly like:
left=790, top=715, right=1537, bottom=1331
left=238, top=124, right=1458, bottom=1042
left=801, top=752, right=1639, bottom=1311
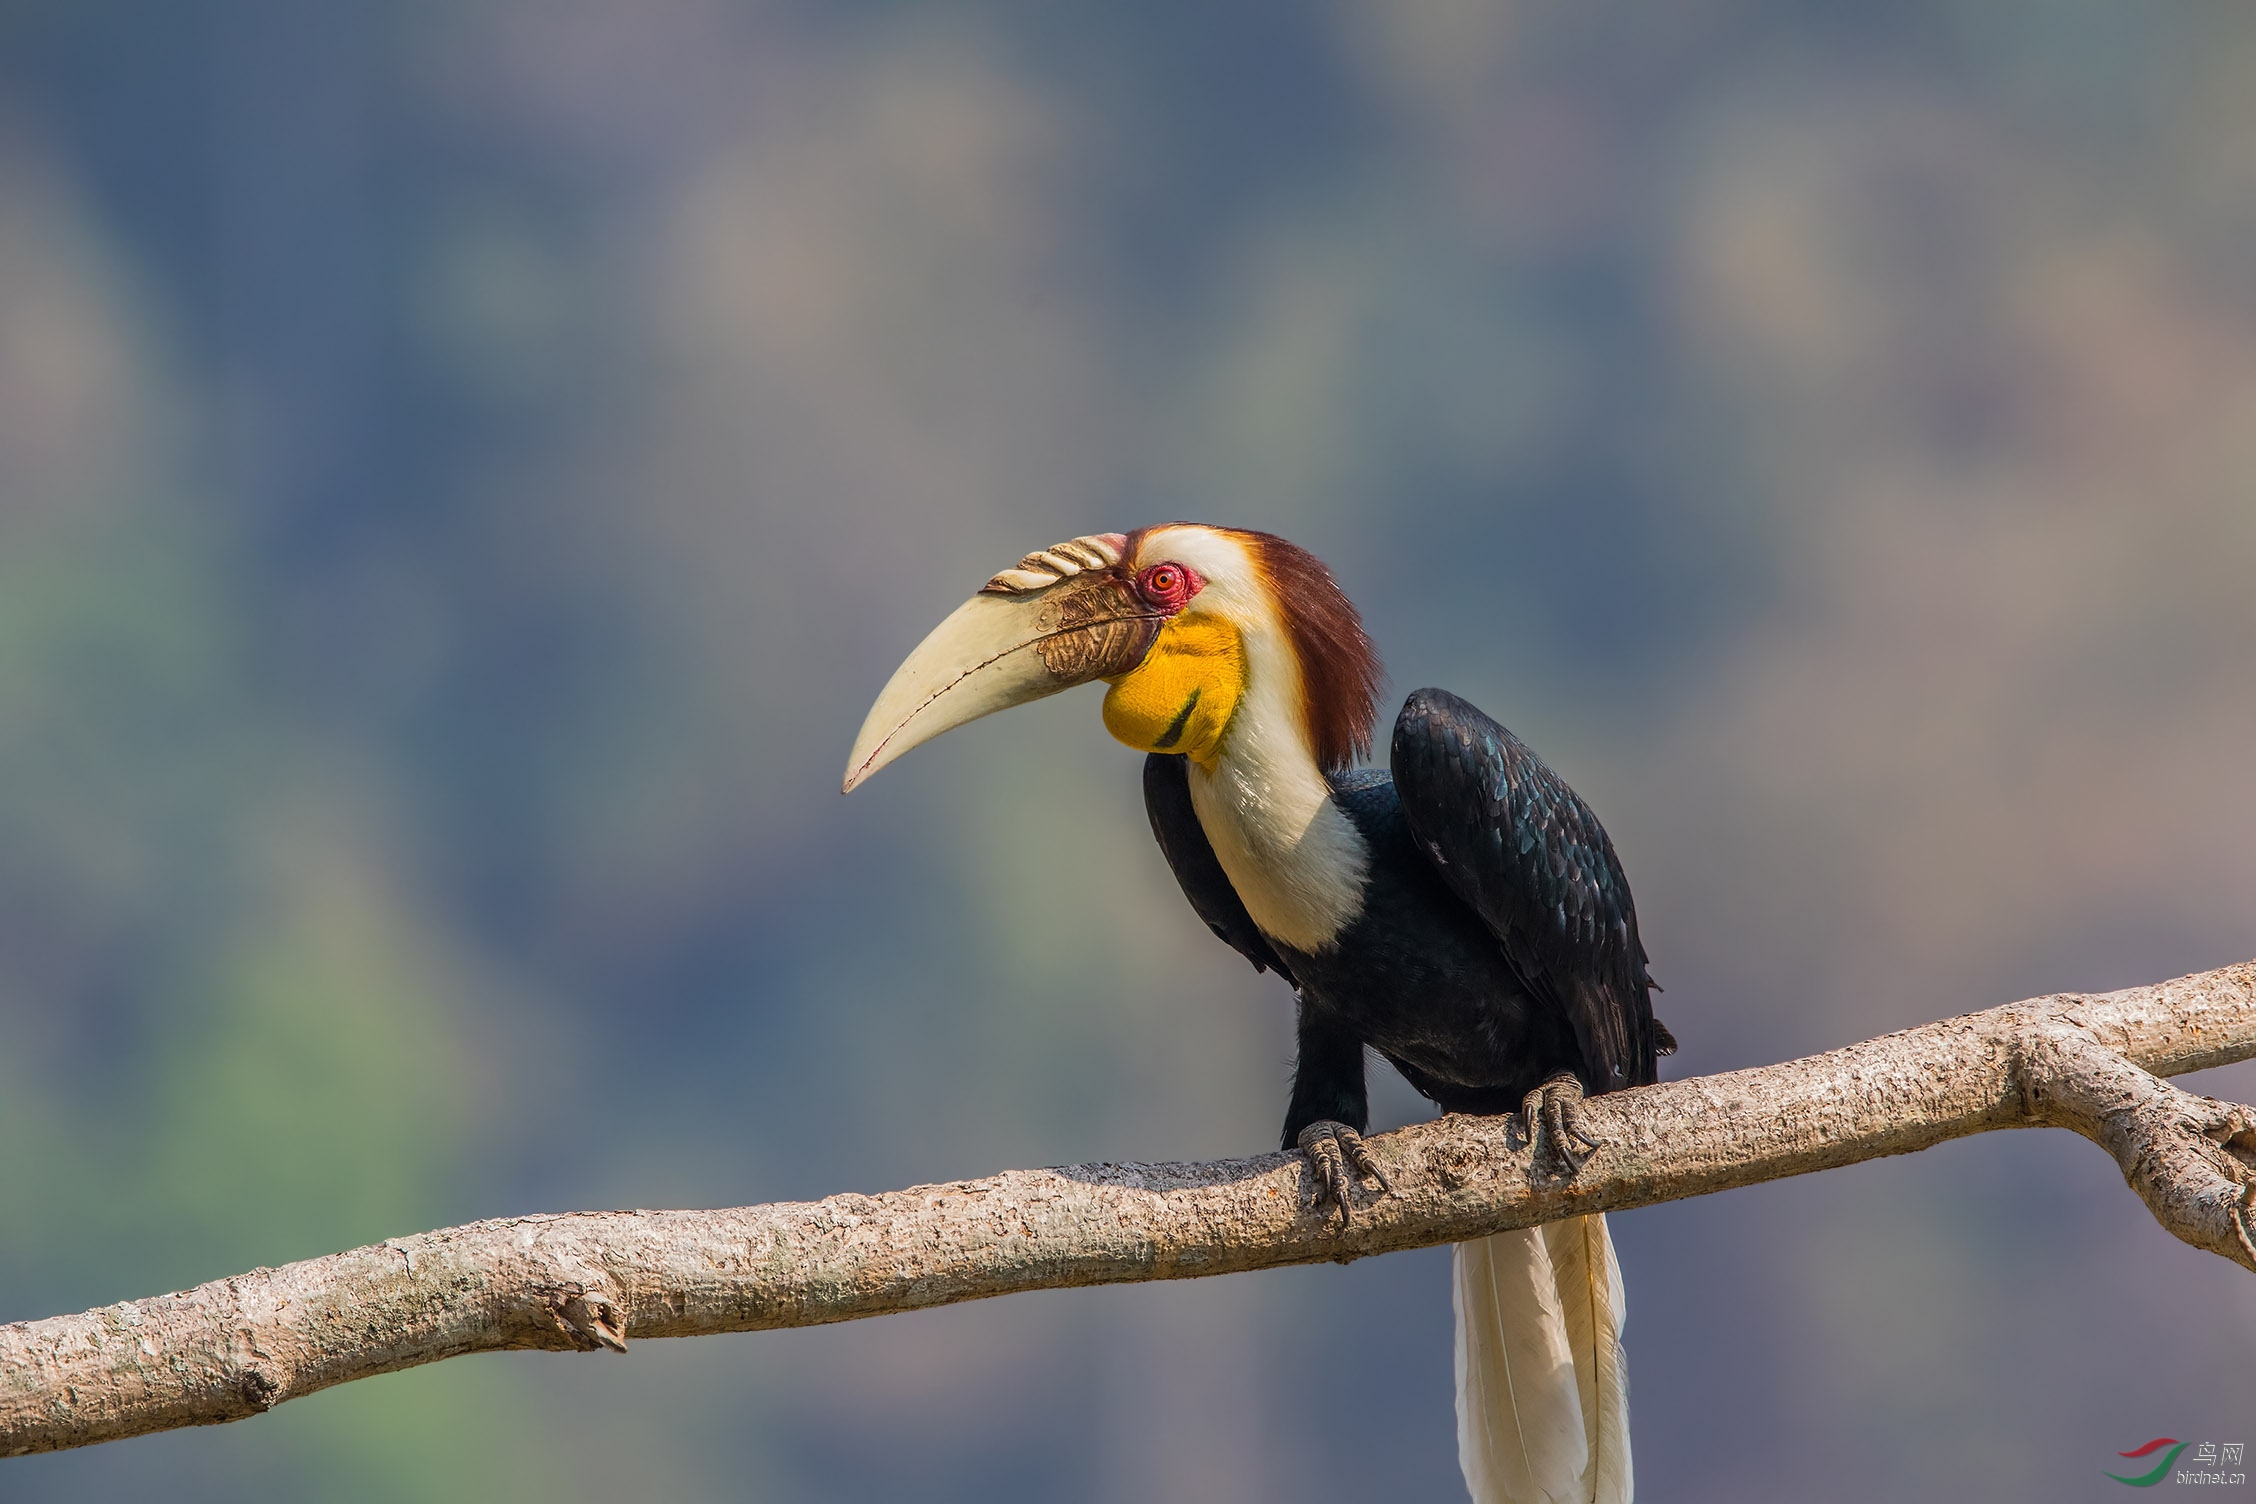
left=841, top=564, right=1160, bottom=792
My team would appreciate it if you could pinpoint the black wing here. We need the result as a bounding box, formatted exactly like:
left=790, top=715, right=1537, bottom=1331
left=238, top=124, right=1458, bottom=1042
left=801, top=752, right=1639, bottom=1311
left=1142, top=752, right=1297, bottom=989
left=1389, top=687, right=1661, bottom=1092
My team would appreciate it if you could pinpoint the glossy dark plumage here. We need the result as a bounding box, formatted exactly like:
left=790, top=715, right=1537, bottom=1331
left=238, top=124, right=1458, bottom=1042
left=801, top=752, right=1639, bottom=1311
left=1144, top=687, right=1665, bottom=1151
left=1391, top=687, right=1665, bottom=1094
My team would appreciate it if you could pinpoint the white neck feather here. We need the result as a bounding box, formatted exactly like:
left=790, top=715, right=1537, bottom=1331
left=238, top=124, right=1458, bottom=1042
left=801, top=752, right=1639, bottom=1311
left=1182, top=612, right=1369, bottom=953
left=1188, top=736, right=1368, bottom=954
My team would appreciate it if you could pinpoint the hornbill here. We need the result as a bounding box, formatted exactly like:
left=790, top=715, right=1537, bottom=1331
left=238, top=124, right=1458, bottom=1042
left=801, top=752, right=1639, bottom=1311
left=843, top=525, right=1669, bottom=1504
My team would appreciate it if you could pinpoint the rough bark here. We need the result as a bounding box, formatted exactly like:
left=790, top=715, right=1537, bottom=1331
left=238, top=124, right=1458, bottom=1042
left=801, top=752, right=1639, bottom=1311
left=4, top=962, right=2252, bottom=1458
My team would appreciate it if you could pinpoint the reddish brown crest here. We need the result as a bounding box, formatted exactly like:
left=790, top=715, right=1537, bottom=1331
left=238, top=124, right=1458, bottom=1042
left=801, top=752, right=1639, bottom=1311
left=1241, top=529, right=1383, bottom=772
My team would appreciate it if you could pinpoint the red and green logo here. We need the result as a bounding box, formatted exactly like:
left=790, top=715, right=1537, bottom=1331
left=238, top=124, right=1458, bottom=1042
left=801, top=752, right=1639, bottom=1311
left=2108, top=1439, right=2189, bottom=1487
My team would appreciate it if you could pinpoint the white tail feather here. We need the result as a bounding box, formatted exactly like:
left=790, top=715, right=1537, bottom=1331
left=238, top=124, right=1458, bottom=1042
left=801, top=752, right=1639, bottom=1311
left=1541, top=1215, right=1631, bottom=1504
left=1454, top=1215, right=1630, bottom=1503
left=1453, top=1228, right=1585, bottom=1503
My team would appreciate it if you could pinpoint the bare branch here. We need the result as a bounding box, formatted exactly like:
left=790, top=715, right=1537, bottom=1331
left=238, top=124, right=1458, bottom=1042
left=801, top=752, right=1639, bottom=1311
left=4, top=961, right=2252, bottom=1458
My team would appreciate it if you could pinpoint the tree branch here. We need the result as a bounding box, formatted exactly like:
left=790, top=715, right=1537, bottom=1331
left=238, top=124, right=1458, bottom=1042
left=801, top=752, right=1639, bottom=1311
left=5, top=962, right=2253, bottom=1457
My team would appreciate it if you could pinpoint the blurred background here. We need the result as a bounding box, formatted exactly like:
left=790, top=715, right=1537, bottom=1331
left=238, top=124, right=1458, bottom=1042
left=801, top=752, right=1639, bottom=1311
left=1, top=1, right=2253, bottom=1499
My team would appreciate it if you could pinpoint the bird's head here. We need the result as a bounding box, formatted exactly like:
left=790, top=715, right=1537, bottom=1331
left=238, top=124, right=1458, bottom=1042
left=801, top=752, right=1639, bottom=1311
left=842, top=524, right=1380, bottom=792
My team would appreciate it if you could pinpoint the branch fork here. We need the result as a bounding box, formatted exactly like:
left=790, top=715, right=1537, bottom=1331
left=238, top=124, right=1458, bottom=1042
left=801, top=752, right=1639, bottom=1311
left=2022, top=1023, right=2256, bottom=1269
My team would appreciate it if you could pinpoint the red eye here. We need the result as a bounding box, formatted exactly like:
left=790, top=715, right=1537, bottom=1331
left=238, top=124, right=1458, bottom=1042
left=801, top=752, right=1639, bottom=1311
left=1136, top=562, right=1200, bottom=610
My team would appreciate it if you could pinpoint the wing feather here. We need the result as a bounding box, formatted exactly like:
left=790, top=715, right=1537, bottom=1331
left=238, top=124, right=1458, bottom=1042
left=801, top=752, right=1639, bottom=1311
left=1390, top=688, right=1659, bottom=1091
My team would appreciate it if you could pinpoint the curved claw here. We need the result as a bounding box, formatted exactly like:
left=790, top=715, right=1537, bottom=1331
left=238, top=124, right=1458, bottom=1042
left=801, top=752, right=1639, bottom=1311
left=1297, top=1120, right=1392, bottom=1222
left=1520, top=1072, right=1602, bottom=1181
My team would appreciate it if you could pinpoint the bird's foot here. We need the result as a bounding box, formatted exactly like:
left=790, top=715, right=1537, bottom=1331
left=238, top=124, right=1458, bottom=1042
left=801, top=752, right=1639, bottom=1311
left=1518, top=1072, right=1602, bottom=1181
left=1297, top=1120, right=1392, bottom=1222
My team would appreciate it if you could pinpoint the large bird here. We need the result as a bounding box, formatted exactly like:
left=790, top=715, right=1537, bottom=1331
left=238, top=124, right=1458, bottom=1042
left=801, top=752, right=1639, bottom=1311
left=843, top=525, right=1669, bottom=1504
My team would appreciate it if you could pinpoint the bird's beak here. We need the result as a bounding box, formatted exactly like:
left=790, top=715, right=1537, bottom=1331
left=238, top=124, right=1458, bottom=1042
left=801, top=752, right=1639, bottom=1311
left=842, top=540, right=1160, bottom=792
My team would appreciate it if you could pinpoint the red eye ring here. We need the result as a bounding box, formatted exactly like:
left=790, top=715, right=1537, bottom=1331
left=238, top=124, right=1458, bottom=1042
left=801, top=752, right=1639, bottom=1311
left=1135, top=561, right=1200, bottom=611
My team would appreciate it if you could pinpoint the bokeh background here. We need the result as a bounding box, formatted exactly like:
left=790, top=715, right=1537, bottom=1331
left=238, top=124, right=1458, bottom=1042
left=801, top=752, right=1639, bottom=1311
left=2, top=2, right=2253, bottom=1499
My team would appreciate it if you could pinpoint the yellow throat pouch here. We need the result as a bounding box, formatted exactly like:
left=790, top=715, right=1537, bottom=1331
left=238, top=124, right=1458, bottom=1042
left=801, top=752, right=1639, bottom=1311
left=1101, top=612, right=1245, bottom=767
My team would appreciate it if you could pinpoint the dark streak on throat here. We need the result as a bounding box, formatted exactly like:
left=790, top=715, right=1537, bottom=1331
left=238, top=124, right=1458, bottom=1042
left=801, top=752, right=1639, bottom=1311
left=1154, top=688, right=1201, bottom=750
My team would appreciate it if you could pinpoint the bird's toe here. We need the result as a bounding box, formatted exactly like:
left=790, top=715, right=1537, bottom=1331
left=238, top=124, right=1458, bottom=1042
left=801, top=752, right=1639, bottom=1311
left=1297, top=1120, right=1390, bottom=1222
left=1520, top=1073, right=1601, bottom=1181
